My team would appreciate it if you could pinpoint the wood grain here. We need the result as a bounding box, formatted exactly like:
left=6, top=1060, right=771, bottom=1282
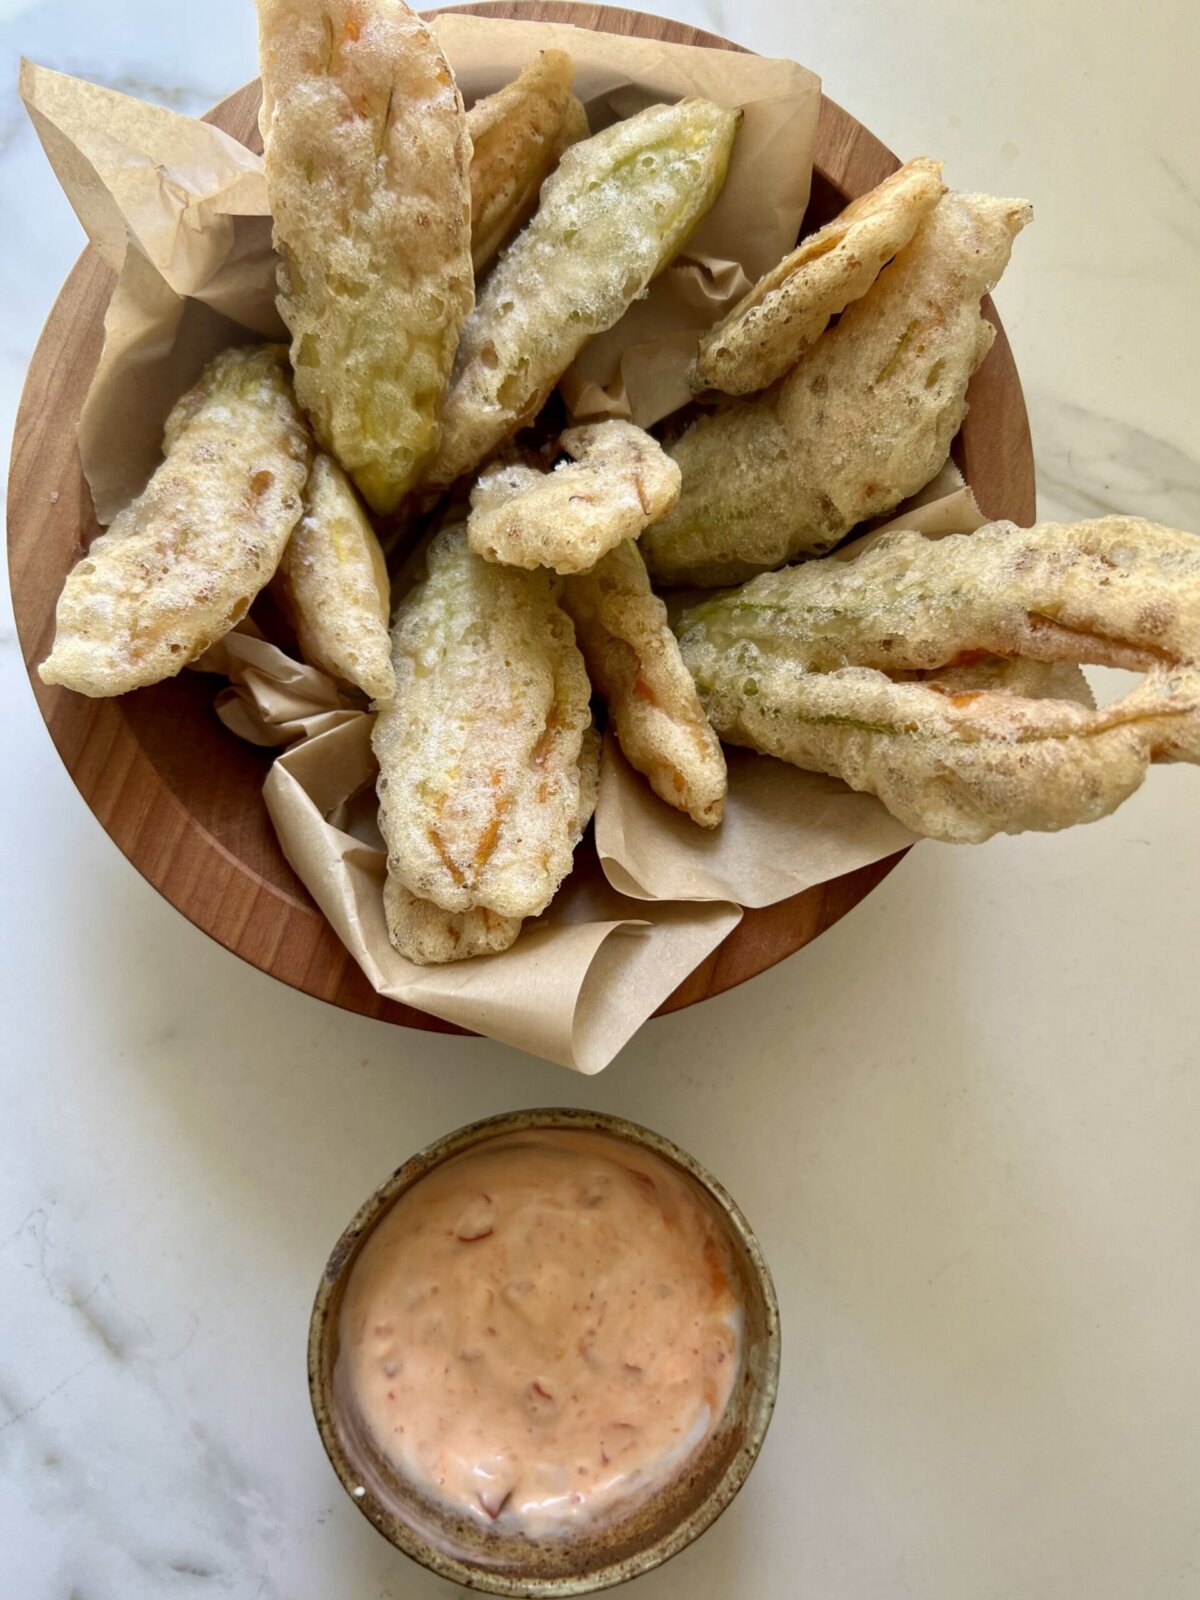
left=7, top=2, right=1034, bottom=1037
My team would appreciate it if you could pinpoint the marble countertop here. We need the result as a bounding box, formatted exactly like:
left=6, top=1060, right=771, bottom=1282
left=2, top=2, right=1198, bottom=1596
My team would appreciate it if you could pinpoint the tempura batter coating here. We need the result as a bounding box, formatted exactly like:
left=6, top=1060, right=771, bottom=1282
left=692, top=157, right=946, bottom=395
left=676, top=518, right=1200, bottom=676
left=467, top=50, right=589, bottom=276
left=258, top=0, right=473, bottom=514
left=911, top=656, right=1094, bottom=705
left=467, top=421, right=681, bottom=574
left=644, top=192, right=1032, bottom=587
left=426, top=98, right=741, bottom=487
left=678, top=515, right=1200, bottom=841
left=384, top=878, right=523, bottom=964
left=685, top=659, right=1200, bottom=843
left=563, top=542, right=726, bottom=826
left=575, top=722, right=602, bottom=833
left=39, top=346, right=310, bottom=697
left=381, top=726, right=598, bottom=962
left=373, top=527, right=594, bottom=918
left=274, top=453, right=395, bottom=700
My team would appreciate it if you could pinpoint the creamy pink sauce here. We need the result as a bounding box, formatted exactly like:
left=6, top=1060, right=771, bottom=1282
left=337, top=1128, right=742, bottom=1537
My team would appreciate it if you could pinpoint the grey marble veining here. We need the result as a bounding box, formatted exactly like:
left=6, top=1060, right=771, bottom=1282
left=1031, top=394, right=1200, bottom=528
left=1, top=2, right=1198, bottom=1598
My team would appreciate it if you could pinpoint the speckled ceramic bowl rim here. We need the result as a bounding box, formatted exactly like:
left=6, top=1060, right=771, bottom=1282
left=308, top=1107, right=782, bottom=1595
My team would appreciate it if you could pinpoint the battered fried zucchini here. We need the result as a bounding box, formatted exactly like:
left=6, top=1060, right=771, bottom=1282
left=643, top=191, right=1032, bottom=587
left=685, top=660, right=1200, bottom=843
left=564, top=541, right=726, bottom=826
left=40, top=346, right=310, bottom=697
left=373, top=527, right=594, bottom=919
left=677, top=518, right=1200, bottom=675
left=426, top=97, right=741, bottom=487
left=691, top=157, right=945, bottom=395
left=257, top=0, right=473, bottom=513
left=467, top=421, right=680, bottom=574
left=273, top=453, right=395, bottom=700
left=677, top=516, right=1200, bottom=842
left=467, top=50, right=589, bottom=276
left=383, top=878, right=523, bottom=964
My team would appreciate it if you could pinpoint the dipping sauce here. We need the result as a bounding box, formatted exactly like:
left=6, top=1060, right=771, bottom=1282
left=337, top=1128, right=742, bottom=1537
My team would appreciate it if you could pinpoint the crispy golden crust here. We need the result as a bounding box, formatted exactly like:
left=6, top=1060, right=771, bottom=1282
left=467, top=50, right=589, bottom=276
left=564, top=541, right=726, bottom=826
left=274, top=453, right=395, bottom=700
left=383, top=877, right=522, bottom=964
left=39, top=346, right=310, bottom=697
left=691, top=158, right=946, bottom=395
left=676, top=518, right=1200, bottom=676
left=689, top=660, right=1200, bottom=843
left=257, top=0, right=473, bottom=513
left=575, top=722, right=601, bottom=834
left=917, top=656, right=1095, bottom=706
left=372, top=527, right=594, bottom=918
left=426, top=98, right=741, bottom=488
left=467, top=421, right=681, bottom=574
left=643, top=192, right=1032, bottom=587
left=382, top=725, right=599, bottom=968
left=678, top=515, right=1200, bottom=841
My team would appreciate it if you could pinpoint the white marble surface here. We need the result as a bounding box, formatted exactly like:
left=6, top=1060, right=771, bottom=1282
left=2, top=1, right=1199, bottom=1595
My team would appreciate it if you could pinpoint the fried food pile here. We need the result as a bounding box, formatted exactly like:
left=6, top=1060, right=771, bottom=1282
left=38, top=0, right=1200, bottom=963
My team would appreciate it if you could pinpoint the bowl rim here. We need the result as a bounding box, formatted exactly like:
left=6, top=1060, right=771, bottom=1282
left=307, top=1105, right=782, bottom=1595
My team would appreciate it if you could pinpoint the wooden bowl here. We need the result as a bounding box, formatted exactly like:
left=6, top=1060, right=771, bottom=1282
left=7, top=2, right=1034, bottom=1038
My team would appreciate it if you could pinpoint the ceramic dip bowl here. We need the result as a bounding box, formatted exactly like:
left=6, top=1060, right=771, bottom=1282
left=308, top=1106, right=781, bottom=1595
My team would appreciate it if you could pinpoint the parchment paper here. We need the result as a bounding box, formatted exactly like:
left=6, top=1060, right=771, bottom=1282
left=18, top=59, right=283, bottom=522
left=257, top=714, right=741, bottom=1071
left=22, top=22, right=988, bottom=1071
